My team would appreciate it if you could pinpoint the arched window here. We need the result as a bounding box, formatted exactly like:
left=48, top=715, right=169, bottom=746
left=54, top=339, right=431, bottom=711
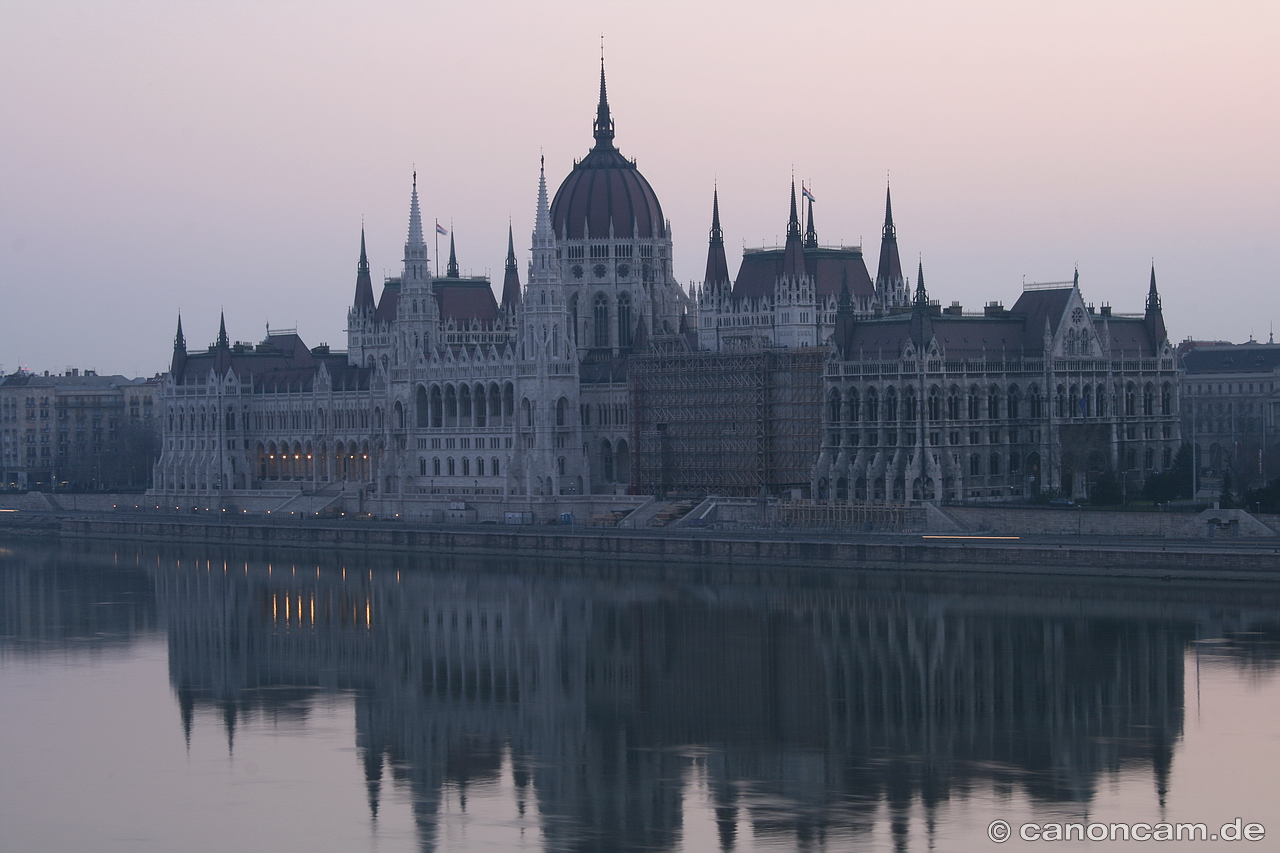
left=556, top=397, right=567, bottom=427
left=847, top=388, right=860, bottom=421
left=884, top=387, right=898, bottom=422
left=904, top=386, right=917, bottom=422
left=447, top=457, right=455, bottom=476
left=476, top=457, right=485, bottom=476
left=617, top=292, right=633, bottom=348
left=968, top=386, right=981, bottom=420
left=1161, top=383, right=1172, bottom=415
left=1125, top=383, right=1136, bottom=416
left=602, top=440, right=614, bottom=482
left=1097, top=384, right=1107, bottom=417
left=593, top=293, right=610, bottom=348
left=1143, top=383, right=1154, bottom=416
left=491, top=457, right=500, bottom=476
left=987, top=385, right=1000, bottom=420
left=947, top=386, right=960, bottom=420
left=1029, top=385, right=1043, bottom=419
left=829, top=389, right=842, bottom=424
left=865, top=388, right=879, bottom=421
left=1006, top=385, right=1020, bottom=420
left=927, top=386, right=941, bottom=421
left=461, top=457, right=469, bottom=476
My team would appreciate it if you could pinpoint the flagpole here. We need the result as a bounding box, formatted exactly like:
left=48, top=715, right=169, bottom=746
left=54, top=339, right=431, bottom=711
left=434, top=220, right=440, bottom=278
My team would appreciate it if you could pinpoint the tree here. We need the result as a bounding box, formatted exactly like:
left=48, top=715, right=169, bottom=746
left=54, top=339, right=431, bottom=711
left=1143, top=444, right=1193, bottom=503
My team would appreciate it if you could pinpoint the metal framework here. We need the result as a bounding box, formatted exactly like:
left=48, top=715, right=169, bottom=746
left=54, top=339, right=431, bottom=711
left=630, top=349, right=826, bottom=497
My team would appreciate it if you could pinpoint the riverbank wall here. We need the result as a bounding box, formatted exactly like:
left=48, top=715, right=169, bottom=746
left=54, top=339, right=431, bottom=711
left=0, top=513, right=1268, bottom=580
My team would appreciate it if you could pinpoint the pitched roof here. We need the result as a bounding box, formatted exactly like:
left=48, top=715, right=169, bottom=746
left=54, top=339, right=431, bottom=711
left=732, top=247, right=873, bottom=301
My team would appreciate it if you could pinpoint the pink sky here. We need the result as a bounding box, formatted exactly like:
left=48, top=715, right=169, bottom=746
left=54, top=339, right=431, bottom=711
left=2, top=0, right=1277, bottom=375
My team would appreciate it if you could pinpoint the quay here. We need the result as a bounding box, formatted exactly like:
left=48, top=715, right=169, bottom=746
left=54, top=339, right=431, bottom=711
left=2, top=505, right=1279, bottom=581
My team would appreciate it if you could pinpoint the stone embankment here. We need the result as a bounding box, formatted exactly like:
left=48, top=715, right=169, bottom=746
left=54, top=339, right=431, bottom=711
left=0, top=509, right=1276, bottom=581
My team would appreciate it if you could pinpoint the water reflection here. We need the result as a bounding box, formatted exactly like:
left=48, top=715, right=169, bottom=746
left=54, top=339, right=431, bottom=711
left=5, top=541, right=1280, bottom=852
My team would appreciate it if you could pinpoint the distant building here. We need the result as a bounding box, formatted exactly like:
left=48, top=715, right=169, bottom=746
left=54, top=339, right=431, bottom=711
left=0, top=369, right=160, bottom=491
left=1178, top=339, right=1280, bottom=494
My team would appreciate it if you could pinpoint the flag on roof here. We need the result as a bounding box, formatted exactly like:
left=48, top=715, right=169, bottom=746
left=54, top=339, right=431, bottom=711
left=435, top=222, right=448, bottom=236
left=802, top=185, right=816, bottom=203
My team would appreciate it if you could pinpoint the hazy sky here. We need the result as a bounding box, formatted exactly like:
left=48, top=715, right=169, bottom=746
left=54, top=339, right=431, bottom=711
left=3, top=0, right=1277, bottom=376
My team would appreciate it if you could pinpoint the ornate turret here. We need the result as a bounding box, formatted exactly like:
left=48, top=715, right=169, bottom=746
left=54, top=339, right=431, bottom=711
left=352, top=228, right=376, bottom=314
left=501, top=224, right=522, bottom=310
left=875, top=183, right=905, bottom=308
left=703, top=187, right=730, bottom=295
left=213, top=312, right=231, bottom=374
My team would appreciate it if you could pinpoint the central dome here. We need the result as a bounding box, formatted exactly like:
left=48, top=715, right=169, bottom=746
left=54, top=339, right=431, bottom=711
left=550, top=66, right=666, bottom=241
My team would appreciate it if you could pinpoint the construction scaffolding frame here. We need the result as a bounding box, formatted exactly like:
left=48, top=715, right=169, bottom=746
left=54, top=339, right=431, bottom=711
left=776, top=499, right=915, bottom=532
left=630, top=348, right=826, bottom=498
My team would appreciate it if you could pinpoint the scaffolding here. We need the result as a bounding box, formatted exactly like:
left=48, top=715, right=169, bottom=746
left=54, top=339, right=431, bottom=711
left=630, top=348, right=826, bottom=497
left=776, top=499, right=917, bottom=532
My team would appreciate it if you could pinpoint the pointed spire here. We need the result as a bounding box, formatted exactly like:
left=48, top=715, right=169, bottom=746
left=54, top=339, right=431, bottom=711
left=704, top=187, right=730, bottom=293
left=804, top=193, right=818, bottom=249
left=882, top=183, right=896, bottom=240
left=875, top=181, right=905, bottom=308
left=407, top=172, right=424, bottom=247
left=783, top=180, right=805, bottom=278
left=446, top=232, right=459, bottom=278
left=403, top=171, right=429, bottom=285
left=170, top=313, right=187, bottom=378
left=914, top=259, right=928, bottom=306
left=529, top=155, right=557, bottom=287
left=216, top=312, right=229, bottom=348
left=352, top=227, right=376, bottom=313
left=787, top=179, right=801, bottom=239
left=1144, top=263, right=1167, bottom=350
left=502, top=223, right=522, bottom=309
left=173, top=314, right=186, bottom=352
left=593, top=58, right=615, bottom=148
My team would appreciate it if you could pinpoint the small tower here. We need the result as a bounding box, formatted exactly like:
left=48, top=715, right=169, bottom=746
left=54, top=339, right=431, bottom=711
left=782, top=180, right=805, bottom=280
left=170, top=314, right=187, bottom=378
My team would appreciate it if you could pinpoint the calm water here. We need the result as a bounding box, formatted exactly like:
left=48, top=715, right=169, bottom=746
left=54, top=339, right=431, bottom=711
left=2, top=541, right=1279, bottom=853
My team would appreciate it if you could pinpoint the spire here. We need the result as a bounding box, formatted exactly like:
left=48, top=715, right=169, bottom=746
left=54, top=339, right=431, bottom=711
left=787, top=179, right=801, bottom=240
left=875, top=182, right=905, bottom=308
left=783, top=180, right=805, bottom=278
left=170, top=313, right=187, bottom=378
left=529, top=156, right=557, bottom=287
left=403, top=171, right=429, bottom=284
left=704, top=187, right=730, bottom=293
left=1144, top=263, right=1167, bottom=350
left=593, top=58, right=615, bottom=149
left=216, top=312, right=229, bottom=348
left=909, top=258, right=934, bottom=350
left=352, top=227, right=376, bottom=313
left=446, top=232, right=459, bottom=278
left=883, top=183, right=896, bottom=240
left=501, top=224, right=521, bottom=308
left=804, top=193, right=818, bottom=249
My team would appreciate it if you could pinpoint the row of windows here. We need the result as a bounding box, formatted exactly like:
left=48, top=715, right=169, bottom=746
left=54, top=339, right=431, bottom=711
left=1188, top=381, right=1275, bottom=395
left=419, top=457, right=501, bottom=477
left=828, top=382, right=1175, bottom=424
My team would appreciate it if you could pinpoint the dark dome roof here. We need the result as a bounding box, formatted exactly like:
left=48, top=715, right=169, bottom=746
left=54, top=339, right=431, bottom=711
left=549, top=67, right=665, bottom=241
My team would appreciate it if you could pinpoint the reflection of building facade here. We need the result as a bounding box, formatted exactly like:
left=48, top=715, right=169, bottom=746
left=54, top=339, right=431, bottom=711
left=152, top=550, right=1208, bottom=851
left=817, top=270, right=1181, bottom=501
left=1178, top=339, right=1280, bottom=494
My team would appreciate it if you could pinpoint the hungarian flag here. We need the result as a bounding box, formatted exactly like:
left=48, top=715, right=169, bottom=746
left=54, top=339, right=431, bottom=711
left=802, top=185, right=816, bottom=203
left=435, top=222, right=448, bottom=236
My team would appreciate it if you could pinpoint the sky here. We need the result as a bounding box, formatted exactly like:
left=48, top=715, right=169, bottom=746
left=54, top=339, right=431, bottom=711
left=2, top=0, right=1277, bottom=377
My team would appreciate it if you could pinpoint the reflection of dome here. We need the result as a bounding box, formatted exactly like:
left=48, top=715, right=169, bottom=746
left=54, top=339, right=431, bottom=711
left=550, top=65, right=665, bottom=241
